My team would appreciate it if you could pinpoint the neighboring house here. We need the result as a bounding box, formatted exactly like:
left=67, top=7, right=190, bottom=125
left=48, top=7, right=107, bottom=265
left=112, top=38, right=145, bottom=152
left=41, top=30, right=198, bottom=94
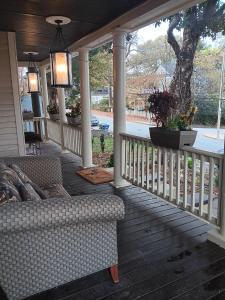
left=155, top=60, right=176, bottom=90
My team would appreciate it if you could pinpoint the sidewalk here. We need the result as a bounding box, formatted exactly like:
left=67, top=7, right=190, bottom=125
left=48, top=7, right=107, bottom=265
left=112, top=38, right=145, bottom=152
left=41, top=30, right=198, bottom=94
left=91, top=109, right=151, bottom=125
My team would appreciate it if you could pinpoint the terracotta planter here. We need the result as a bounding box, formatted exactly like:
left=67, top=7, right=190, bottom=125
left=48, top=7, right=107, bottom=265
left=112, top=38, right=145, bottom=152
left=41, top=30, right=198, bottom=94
left=149, top=127, right=197, bottom=150
left=66, top=115, right=81, bottom=126
left=49, top=113, right=60, bottom=121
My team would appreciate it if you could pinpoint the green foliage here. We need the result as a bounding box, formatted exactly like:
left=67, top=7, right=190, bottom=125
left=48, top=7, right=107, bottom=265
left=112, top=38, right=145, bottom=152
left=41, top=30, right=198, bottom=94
left=188, top=157, right=193, bottom=169
left=92, top=136, right=113, bottom=153
left=107, top=154, right=114, bottom=168
left=47, top=103, right=59, bottom=114
left=193, top=97, right=225, bottom=125
left=66, top=102, right=81, bottom=117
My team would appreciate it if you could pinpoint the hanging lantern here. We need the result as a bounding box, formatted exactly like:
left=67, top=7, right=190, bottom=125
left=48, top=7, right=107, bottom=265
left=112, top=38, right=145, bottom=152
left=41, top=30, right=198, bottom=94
left=26, top=53, right=40, bottom=93
left=47, top=17, right=72, bottom=88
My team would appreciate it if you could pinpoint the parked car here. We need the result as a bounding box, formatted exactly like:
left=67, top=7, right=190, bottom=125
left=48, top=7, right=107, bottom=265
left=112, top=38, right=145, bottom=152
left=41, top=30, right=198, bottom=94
left=91, top=115, right=99, bottom=127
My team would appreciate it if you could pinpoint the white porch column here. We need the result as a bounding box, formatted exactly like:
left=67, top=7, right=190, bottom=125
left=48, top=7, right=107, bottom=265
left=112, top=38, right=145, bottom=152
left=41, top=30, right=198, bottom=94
left=79, top=47, right=92, bottom=168
left=40, top=65, right=49, bottom=140
left=57, top=87, right=66, bottom=150
left=113, top=29, right=127, bottom=187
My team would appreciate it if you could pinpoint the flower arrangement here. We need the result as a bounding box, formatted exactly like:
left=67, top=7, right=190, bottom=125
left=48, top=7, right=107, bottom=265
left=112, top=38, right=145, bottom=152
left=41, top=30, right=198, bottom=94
left=148, top=90, right=197, bottom=130
left=47, top=103, right=59, bottom=115
left=66, top=102, right=81, bottom=118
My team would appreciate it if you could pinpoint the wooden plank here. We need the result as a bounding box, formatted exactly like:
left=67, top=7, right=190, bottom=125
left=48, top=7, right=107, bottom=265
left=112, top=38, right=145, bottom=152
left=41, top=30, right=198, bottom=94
left=208, top=157, right=214, bottom=222
left=151, top=146, right=155, bottom=193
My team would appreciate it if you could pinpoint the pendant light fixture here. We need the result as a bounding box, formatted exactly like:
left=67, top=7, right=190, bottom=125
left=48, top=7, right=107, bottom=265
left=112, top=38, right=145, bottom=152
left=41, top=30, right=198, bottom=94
left=46, top=16, right=72, bottom=88
left=24, top=52, right=40, bottom=93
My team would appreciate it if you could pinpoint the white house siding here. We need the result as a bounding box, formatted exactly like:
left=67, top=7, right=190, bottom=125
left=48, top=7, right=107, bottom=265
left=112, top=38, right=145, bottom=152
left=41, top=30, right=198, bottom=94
left=0, top=32, right=24, bottom=156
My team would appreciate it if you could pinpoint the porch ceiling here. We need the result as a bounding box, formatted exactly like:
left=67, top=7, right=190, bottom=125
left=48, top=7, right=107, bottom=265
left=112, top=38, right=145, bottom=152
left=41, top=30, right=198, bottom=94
left=0, top=0, right=150, bottom=62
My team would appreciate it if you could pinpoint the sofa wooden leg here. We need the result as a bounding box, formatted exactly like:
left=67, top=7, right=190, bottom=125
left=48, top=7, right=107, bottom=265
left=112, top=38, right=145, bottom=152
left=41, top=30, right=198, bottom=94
left=109, top=265, right=119, bottom=283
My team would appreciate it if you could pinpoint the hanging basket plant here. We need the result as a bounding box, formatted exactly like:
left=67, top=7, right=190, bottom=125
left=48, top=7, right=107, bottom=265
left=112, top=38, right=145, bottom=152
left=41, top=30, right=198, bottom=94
left=148, top=90, right=198, bottom=149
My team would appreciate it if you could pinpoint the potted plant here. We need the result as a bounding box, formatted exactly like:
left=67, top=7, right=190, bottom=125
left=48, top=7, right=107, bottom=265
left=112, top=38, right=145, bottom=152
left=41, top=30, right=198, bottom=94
left=66, top=102, right=81, bottom=126
left=47, top=103, right=60, bottom=121
left=148, top=90, right=197, bottom=149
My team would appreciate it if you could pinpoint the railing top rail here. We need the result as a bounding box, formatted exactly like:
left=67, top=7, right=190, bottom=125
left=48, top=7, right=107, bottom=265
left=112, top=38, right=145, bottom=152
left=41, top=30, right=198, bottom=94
left=120, top=132, right=223, bottom=160
left=47, top=118, right=82, bottom=131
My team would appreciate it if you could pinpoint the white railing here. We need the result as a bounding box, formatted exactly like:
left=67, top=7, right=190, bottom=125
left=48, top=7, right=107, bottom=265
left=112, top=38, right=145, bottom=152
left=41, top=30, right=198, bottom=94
left=63, top=123, right=82, bottom=156
left=120, top=132, right=223, bottom=227
left=46, top=119, right=82, bottom=156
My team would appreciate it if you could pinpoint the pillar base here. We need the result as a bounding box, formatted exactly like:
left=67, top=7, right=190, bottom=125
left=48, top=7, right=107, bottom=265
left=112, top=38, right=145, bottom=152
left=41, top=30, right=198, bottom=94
left=110, top=178, right=131, bottom=189
left=208, top=228, right=225, bottom=249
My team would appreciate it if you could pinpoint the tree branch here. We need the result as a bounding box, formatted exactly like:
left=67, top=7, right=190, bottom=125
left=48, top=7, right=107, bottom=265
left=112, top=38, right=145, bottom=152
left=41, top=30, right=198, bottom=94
left=167, top=14, right=181, bottom=58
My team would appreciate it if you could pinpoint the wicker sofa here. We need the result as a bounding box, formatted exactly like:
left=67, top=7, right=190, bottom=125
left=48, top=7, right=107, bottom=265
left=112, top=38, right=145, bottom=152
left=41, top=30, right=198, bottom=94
left=0, top=156, right=125, bottom=300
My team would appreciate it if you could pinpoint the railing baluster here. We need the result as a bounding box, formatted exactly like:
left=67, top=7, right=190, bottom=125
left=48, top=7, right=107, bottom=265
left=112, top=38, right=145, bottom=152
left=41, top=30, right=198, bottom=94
left=169, top=149, right=174, bottom=202
left=199, top=155, right=205, bottom=217
left=146, top=142, right=150, bottom=190
left=129, top=138, right=132, bottom=180
left=133, top=140, right=137, bottom=183
left=137, top=141, right=141, bottom=185
left=163, top=148, right=167, bottom=199
left=124, top=137, right=128, bottom=179
left=208, top=157, right=214, bottom=222
left=151, top=146, right=155, bottom=193
left=141, top=140, right=145, bottom=187
left=191, top=153, right=196, bottom=213
left=183, top=151, right=188, bottom=208
left=157, top=148, right=161, bottom=195
left=176, top=150, right=181, bottom=205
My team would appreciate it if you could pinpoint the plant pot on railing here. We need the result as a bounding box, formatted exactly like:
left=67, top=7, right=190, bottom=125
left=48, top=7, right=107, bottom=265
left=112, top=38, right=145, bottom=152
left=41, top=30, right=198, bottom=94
left=66, top=115, right=81, bottom=126
left=149, top=127, right=197, bottom=150
left=147, top=91, right=198, bottom=150
left=66, top=102, right=81, bottom=126
left=47, top=103, right=60, bottom=121
left=49, top=113, right=60, bottom=121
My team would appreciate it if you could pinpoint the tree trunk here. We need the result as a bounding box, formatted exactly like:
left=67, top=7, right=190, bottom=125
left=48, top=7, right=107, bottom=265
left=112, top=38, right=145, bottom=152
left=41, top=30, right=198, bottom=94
left=168, top=24, right=199, bottom=112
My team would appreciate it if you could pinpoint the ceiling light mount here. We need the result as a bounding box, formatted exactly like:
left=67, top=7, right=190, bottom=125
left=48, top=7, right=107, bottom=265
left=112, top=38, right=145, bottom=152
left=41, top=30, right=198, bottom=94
left=46, top=16, right=71, bottom=26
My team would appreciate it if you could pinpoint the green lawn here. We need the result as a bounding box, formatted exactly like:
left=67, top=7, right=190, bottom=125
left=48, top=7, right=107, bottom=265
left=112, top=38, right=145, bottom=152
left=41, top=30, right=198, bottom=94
left=92, top=136, right=113, bottom=153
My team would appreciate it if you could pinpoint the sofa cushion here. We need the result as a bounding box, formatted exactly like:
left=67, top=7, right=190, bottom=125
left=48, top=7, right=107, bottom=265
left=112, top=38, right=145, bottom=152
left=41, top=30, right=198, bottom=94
left=20, top=183, right=42, bottom=202
left=11, top=164, right=47, bottom=199
left=42, top=184, right=71, bottom=200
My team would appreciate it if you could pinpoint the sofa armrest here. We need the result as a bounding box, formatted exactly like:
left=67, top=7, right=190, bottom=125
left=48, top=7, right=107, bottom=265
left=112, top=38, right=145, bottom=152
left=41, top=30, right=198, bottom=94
left=0, top=194, right=125, bottom=234
left=3, top=156, right=62, bottom=187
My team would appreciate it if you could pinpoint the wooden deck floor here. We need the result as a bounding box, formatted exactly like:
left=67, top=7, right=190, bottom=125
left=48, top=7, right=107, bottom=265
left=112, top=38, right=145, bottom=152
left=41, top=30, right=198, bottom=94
left=2, top=141, right=225, bottom=300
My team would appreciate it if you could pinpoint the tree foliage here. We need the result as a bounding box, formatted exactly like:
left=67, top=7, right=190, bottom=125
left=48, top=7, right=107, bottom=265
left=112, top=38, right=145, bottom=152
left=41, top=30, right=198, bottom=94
left=157, top=0, right=225, bottom=112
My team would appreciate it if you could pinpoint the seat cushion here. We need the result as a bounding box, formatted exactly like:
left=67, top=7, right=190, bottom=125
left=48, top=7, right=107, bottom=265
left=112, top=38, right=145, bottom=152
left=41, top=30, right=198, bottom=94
left=42, top=184, right=71, bottom=200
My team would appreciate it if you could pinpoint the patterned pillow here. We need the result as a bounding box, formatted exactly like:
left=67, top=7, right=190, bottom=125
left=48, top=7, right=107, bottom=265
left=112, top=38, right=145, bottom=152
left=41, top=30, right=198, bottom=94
left=11, top=164, right=47, bottom=199
left=0, top=166, right=23, bottom=189
left=0, top=191, right=18, bottom=206
left=19, top=183, right=42, bottom=202
left=0, top=176, right=22, bottom=202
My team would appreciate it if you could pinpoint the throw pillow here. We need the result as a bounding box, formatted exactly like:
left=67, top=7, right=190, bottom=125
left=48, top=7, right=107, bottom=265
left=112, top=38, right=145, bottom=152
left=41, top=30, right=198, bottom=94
left=11, top=164, right=47, bottom=199
left=0, top=176, right=22, bottom=202
left=19, top=183, right=42, bottom=202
